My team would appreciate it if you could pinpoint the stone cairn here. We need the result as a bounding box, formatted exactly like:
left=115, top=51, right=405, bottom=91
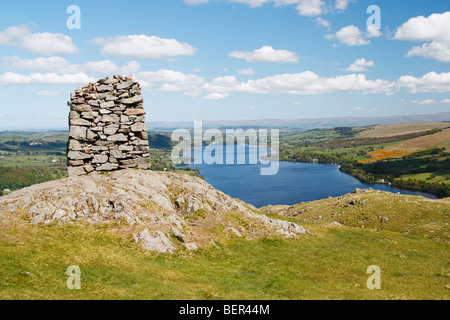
left=67, top=75, right=151, bottom=177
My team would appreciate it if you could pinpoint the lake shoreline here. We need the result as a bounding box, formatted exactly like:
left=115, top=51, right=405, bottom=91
left=178, top=145, right=438, bottom=207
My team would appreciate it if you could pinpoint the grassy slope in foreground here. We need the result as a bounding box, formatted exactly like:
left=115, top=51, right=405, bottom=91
left=1, top=190, right=449, bottom=300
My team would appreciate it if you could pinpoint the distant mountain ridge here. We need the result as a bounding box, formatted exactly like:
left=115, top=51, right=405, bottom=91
left=2, top=112, right=449, bottom=131
left=149, top=112, right=450, bottom=130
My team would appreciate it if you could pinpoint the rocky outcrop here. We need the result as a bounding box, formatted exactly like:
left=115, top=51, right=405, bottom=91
left=67, top=75, right=151, bottom=177
left=0, top=169, right=309, bottom=253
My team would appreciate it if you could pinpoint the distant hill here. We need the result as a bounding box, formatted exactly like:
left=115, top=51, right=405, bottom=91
left=149, top=112, right=450, bottom=130
left=148, top=133, right=172, bottom=148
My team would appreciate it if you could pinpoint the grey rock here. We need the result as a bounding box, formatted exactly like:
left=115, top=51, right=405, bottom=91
left=96, top=163, right=118, bottom=171
left=116, top=81, right=133, bottom=90
left=99, top=109, right=112, bottom=115
left=102, top=114, right=120, bottom=123
left=100, top=101, right=115, bottom=109
left=104, top=126, right=119, bottom=135
left=107, top=133, right=128, bottom=142
left=69, top=126, right=87, bottom=140
left=110, top=149, right=125, bottom=159
left=172, top=227, right=185, bottom=242
left=68, top=139, right=82, bottom=151
left=137, top=229, right=175, bottom=253
left=185, top=243, right=198, bottom=251
left=68, top=151, right=92, bottom=160
left=131, top=122, right=147, bottom=132
left=121, top=95, right=143, bottom=105
left=96, top=84, right=113, bottom=92
left=71, top=119, right=92, bottom=126
left=92, top=154, right=108, bottom=164
left=67, top=166, right=86, bottom=177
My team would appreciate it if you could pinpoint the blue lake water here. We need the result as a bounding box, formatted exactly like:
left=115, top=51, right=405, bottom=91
left=180, top=145, right=437, bottom=208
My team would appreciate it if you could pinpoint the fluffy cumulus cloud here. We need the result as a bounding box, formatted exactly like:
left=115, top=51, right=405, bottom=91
left=395, top=71, right=450, bottom=93
left=0, top=25, right=77, bottom=55
left=135, top=70, right=205, bottom=97
left=2, top=55, right=141, bottom=75
left=0, top=72, right=95, bottom=85
left=230, top=46, right=299, bottom=63
left=345, top=58, right=374, bottom=72
left=327, top=25, right=381, bottom=46
left=199, top=71, right=392, bottom=99
left=0, top=25, right=30, bottom=46
left=132, top=69, right=450, bottom=100
left=394, top=11, right=450, bottom=62
left=93, top=35, right=196, bottom=59
left=20, top=32, right=78, bottom=56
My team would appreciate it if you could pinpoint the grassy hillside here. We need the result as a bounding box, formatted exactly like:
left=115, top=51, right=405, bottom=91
left=0, top=190, right=449, bottom=300
left=383, top=128, right=450, bottom=152
left=356, top=122, right=450, bottom=138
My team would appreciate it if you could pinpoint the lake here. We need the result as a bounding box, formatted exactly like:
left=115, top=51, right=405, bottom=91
left=180, top=145, right=437, bottom=208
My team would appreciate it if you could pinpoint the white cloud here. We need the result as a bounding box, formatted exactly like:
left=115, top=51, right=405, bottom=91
left=441, top=99, right=450, bottom=103
left=184, top=0, right=328, bottom=16
left=201, top=71, right=392, bottom=99
left=328, top=25, right=369, bottom=46
left=135, top=70, right=205, bottom=95
left=237, top=67, right=256, bottom=75
left=203, top=92, right=229, bottom=100
left=366, top=26, right=382, bottom=38
left=395, top=11, right=450, bottom=62
left=411, top=99, right=437, bottom=105
left=21, top=32, right=78, bottom=55
left=295, top=0, right=325, bottom=16
left=352, top=106, right=365, bottom=111
left=335, top=0, right=352, bottom=10
left=230, top=46, right=299, bottom=63
left=327, top=25, right=382, bottom=46
left=395, top=71, right=450, bottom=93
left=315, top=17, right=330, bottom=29
left=0, top=72, right=95, bottom=85
left=36, top=90, right=62, bottom=97
left=345, top=58, right=374, bottom=72
left=93, top=35, right=196, bottom=59
left=0, top=25, right=78, bottom=56
left=2, top=55, right=141, bottom=75
left=0, top=25, right=29, bottom=46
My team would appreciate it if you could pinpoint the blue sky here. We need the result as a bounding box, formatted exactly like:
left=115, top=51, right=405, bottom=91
left=0, top=0, right=449, bottom=128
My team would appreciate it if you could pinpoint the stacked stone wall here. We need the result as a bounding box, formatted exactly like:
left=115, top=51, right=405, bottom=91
left=67, top=75, right=151, bottom=176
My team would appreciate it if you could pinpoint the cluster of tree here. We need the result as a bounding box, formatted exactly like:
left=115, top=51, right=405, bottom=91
left=0, top=166, right=66, bottom=193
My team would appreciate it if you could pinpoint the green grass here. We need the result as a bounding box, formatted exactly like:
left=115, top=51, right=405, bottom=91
left=0, top=217, right=448, bottom=300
